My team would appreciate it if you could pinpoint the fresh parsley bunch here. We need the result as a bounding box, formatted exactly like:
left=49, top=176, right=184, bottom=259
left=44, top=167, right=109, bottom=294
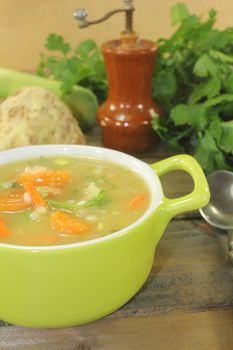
left=37, top=34, right=107, bottom=103
left=152, top=3, right=233, bottom=173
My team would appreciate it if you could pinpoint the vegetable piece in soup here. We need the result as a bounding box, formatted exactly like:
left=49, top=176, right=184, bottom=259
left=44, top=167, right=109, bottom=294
left=0, top=156, right=150, bottom=246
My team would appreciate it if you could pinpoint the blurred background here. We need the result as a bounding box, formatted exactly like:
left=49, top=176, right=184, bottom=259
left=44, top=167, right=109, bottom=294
left=0, top=0, right=232, bottom=71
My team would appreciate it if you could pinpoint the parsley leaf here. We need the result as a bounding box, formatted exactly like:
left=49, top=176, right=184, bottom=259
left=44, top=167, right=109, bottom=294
left=81, top=189, right=110, bottom=208
left=47, top=190, right=110, bottom=212
left=219, top=121, right=233, bottom=154
left=152, top=3, right=233, bottom=173
left=170, top=3, right=190, bottom=25
left=193, top=54, right=218, bottom=78
left=171, top=104, right=208, bottom=131
left=38, top=34, right=107, bottom=103
left=188, top=75, right=221, bottom=104
left=45, top=34, right=71, bottom=55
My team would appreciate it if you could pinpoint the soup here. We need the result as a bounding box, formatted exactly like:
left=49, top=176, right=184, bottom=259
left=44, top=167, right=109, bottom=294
left=0, top=156, right=150, bottom=246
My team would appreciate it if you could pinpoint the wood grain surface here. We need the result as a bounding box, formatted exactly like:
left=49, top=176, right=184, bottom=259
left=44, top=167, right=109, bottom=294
left=0, top=127, right=232, bottom=350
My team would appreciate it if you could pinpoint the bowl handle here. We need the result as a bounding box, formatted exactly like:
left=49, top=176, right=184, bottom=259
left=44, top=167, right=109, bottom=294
left=151, top=154, right=210, bottom=219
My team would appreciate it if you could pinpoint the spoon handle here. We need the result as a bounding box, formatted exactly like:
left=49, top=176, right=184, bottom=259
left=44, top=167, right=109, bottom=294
left=228, top=230, right=233, bottom=262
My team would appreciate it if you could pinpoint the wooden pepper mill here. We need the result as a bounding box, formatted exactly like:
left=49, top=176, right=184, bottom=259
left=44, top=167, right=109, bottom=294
left=74, top=0, right=161, bottom=153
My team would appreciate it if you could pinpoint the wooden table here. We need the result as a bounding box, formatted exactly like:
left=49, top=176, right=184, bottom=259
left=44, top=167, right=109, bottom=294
left=0, top=128, right=233, bottom=350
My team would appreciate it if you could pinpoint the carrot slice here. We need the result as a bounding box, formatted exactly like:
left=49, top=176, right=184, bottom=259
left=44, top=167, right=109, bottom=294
left=0, top=217, right=11, bottom=237
left=127, top=194, right=147, bottom=210
left=21, top=181, right=47, bottom=208
left=0, top=188, right=31, bottom=212
left=51, top=211, right=90, bottom=235
left=19, top=169, right=71, bottom=187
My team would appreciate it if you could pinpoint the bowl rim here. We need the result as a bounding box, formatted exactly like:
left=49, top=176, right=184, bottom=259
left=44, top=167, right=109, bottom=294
left=0, top=144, right=163, bottom=250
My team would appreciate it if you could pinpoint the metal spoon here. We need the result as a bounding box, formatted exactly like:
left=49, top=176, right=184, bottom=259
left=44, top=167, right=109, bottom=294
left=199, top=170, right=233, bottom=262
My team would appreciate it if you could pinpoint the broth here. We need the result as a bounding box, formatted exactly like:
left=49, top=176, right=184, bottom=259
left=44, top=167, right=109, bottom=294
left=0, top=156, right=150, bottom=246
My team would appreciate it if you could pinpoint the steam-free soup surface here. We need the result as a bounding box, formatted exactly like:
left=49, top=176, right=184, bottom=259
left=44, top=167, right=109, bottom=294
left=0, top=156, right=150, bottom=246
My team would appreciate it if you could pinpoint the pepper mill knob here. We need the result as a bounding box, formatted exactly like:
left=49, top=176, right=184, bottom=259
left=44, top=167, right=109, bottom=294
left=73, top=8, right=88, bottom=27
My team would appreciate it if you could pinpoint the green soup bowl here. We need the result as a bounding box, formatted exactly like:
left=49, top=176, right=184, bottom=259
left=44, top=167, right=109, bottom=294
left=0, top=145, right=210, bottom=328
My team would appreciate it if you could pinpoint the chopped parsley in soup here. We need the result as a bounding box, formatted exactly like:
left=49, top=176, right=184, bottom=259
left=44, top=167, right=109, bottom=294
left=0, top=156, right=150, bottom=246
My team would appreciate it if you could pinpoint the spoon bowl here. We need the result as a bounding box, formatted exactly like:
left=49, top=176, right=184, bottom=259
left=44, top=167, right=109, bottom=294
left=200, top=170, right=233, bottom=260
